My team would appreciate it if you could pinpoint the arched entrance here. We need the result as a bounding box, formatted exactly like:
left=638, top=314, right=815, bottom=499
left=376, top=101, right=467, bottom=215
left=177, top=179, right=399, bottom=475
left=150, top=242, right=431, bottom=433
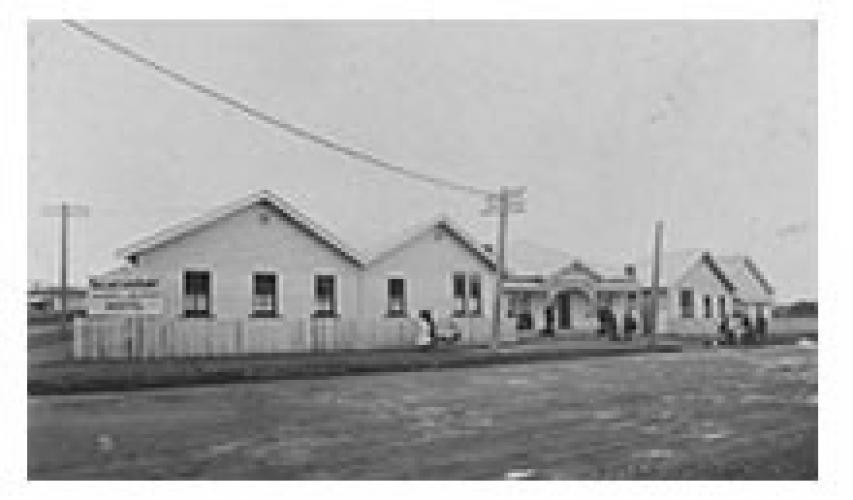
left=550, top=286, right=594, bottom=331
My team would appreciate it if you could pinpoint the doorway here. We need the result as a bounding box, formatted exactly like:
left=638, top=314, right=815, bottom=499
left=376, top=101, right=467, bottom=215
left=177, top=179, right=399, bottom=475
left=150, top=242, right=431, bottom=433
left=557, top=292, right=571, bottom=329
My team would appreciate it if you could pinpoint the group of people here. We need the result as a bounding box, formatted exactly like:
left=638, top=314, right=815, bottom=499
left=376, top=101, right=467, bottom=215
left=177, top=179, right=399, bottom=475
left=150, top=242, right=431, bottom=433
left=596, top=307, right=641, bottom=341
left=416, top=310, right=462, bottom=350
left=718, top=313, right=767, bottom=345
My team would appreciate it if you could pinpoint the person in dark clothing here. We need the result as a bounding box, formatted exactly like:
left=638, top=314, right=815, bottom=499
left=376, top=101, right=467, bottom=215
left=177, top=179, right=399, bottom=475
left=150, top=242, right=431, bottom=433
left=542, top=306, right=555, bottom=337
left=624, top=309, right=636, bottom=341
left=756, top=315, right=768, bottom=344
left=743, top=316, right=753, bottom=345
left=718, top=315, right=730, bottom=344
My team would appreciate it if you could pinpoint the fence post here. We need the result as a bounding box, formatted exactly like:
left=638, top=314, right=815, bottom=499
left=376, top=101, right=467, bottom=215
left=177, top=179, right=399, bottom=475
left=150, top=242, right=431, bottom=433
left=234, top=319, right=242, bottom=355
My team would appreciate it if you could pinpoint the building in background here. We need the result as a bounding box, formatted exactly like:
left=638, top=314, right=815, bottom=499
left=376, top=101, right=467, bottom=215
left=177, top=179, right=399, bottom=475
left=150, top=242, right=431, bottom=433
left=27, top=285, right=89, bottom=320
left=632, top=250, right=736, bottom=337
left=715, top=255, right=775, bottom=335
left=502, top=259, right=639, bottom=339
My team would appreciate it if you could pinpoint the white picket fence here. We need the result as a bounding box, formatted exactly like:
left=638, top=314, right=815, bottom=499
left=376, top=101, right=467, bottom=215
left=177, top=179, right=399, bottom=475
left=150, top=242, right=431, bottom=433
left=73, top=316, right=518, bottom=360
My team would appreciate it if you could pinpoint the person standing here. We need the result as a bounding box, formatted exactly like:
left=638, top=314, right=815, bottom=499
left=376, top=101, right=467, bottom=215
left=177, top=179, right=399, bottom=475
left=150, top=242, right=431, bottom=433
left=719, top=314, right=730, bottom=345
left=417, top=310, right=434, bottom=351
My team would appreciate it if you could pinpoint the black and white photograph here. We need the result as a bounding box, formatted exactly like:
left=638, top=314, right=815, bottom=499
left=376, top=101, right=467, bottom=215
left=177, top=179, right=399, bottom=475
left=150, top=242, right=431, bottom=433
left=5, top=0, right=841, bottom=490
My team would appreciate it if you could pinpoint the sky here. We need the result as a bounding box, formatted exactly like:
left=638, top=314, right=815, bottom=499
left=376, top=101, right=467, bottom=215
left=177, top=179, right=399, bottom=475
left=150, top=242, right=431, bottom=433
left=27, top=20, right=817, bottom=301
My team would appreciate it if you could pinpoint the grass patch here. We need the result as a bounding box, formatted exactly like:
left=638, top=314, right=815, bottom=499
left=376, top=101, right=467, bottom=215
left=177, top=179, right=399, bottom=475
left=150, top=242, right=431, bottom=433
left=28, top=341, right=681, bottom=395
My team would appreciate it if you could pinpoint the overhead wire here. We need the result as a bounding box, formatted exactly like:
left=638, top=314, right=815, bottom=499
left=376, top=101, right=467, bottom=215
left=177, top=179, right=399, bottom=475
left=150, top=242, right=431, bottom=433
left=61, top=20, right=494, bottom=197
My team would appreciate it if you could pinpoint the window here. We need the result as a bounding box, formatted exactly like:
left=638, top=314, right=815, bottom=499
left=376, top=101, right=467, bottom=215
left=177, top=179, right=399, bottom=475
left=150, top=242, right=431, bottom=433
left=718, top=295, right=726, bottom=318
left=469, top=273, right=482, bottom=316
left=387, top=278, right=406, bottom=317
left=183, top=270, right=210, bottom=318
left=252, top=273, right=277, bottom=318
left=453, top=272, right=467, bottom=317
left=703, top=295, right=712, bottom=319
left=314, top=275, right=337, bottom=318
left=680, top=289, right=694, bottom=319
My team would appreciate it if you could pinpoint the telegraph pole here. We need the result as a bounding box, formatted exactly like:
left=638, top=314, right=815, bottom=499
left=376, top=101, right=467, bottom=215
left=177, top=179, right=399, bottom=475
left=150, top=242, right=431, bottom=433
left=649, top=220, right=663, bottom=349
left=42, top=202, right=90, bottom=337
left=482, top=186, right=526, bottom=350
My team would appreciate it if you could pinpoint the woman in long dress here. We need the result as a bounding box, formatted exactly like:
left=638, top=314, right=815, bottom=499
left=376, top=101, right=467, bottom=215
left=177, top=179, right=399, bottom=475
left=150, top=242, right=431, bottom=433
left=417, top=310, right=434, bottom=351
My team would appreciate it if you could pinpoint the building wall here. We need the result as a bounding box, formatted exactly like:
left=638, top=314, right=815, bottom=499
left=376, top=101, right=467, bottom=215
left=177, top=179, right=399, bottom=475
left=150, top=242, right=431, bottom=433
left=361, top=225, right=497, bottom=321
left=657, top=260, right=734, bottom=336
left=134, top=204, right=361, bottom=321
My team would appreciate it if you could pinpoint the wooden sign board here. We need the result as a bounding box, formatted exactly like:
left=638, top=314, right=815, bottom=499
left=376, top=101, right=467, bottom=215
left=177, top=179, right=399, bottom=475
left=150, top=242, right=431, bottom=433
left=88, top=273, right=162, bottom=315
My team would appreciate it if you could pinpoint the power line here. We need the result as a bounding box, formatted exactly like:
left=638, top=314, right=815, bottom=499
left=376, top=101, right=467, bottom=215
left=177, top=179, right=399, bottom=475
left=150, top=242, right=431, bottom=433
left=61, top=20, right=493, bottom=197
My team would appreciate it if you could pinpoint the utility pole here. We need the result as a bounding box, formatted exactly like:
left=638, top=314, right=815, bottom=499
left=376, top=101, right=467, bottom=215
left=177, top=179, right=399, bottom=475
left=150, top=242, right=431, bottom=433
left=649, top=220, right=663, bottom=349
left=42, top=202, right=90, bottom=337
left=482, top=186, right=526, bottom=350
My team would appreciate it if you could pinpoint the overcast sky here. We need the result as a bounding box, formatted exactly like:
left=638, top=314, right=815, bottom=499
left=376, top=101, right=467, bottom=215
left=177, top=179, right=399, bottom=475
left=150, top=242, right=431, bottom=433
left=28, top=20, right=817, bottom=301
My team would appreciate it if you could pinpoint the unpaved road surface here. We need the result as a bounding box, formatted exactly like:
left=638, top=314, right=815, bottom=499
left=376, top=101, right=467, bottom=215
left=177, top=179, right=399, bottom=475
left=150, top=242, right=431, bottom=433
left=28, top=346, right=817, bottom=479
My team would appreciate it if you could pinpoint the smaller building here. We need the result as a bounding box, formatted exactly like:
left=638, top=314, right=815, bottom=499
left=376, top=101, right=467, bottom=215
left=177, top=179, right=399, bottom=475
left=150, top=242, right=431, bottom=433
left=27, top=285, right=89, bottom=319
left=633, top=250, right=736, bottom=337
left=361, top=214, right=498, bottom=323
left=503, top=259, right=640, bottom=338
left=715, top=255, right=775, bottom=336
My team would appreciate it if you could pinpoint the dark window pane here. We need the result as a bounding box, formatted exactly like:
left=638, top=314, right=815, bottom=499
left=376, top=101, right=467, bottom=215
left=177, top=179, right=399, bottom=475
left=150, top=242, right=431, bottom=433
left=183, top=271, right=210, bottom=317
left=185, top=271, right=209, bottom=294
left=314, top=275, right=336, bottom=316
left=680, top=289, right=694, bottom=318
left=469, top=273, right=482, bottom=315
left=252, top=273, right=277, bottom=317
left=387, top=278, right=406, bottom=315
left=254, top=273, right=276, bottom=295
left=453, top=272, right=467, bottom=316
left=453, top=273, right=466, bottom=298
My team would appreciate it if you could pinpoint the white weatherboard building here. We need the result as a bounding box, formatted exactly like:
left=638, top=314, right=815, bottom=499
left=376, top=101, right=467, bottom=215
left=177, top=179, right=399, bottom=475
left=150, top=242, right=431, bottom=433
left=502, top=247, right=775, bottom=340
left=79, top=190, right=511, bottom=357
left=78, top=190, right=776, bottom=358
left=633, top=250, right=737, bottom=337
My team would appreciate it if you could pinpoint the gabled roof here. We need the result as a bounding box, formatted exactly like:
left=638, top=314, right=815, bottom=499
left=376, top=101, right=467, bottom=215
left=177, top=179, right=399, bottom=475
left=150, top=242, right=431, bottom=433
left=364, top=214, right=496, bottom=270
left=716, top=255, right=774, bottom=301
left=116, top=190, right=367, bottom=266
left=551, top=260, right=603, bottom=282
left=632, top=249, right=734, bottom=292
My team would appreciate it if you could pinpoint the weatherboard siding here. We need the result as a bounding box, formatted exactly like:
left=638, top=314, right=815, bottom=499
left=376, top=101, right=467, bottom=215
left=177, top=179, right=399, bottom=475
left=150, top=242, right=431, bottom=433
left=657, top=260, right=734, bottom=336
left=134, top=204, right=360, bottom=320
left=361, top=225, right=497, bottom=320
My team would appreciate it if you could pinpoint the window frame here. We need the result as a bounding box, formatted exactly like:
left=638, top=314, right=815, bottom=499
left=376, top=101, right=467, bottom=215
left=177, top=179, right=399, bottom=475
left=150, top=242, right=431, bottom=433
left=468, top=272, right=483, bottom=317
left=680, top=288, right=694, bottom=319
left=703, top=294, right=712, bottom=319
left=313, top=273, right=338, bottom=318
left=183, top=269, right=211, bottom=318
left=386, top=276, right=407, bottom=318
left=251, top=272, right=278, bottom=318
left=452, top=272, right=467, bottom=317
